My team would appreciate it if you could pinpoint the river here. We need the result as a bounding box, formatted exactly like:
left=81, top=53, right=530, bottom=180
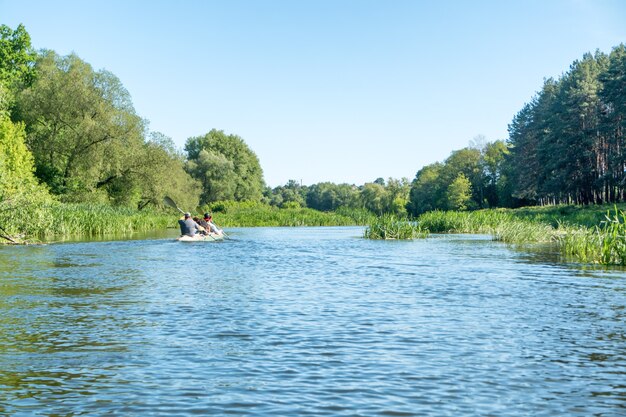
left=1, top=227, right=625, bottom=416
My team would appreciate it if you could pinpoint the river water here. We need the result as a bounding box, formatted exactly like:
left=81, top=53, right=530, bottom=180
left=1, top=227, right=625, bottom=416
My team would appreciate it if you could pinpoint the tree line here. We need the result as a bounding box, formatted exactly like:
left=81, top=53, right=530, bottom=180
left=406, top=45, right=626, bottom=214
left=0, top=23, right=416, bottom=218
left=3, top=23, right=626, bottom=224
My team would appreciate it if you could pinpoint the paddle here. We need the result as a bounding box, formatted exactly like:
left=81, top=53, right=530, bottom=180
left=163, top=196, right=185, bottom=214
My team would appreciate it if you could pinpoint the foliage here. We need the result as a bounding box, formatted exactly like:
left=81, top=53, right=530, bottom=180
left=306, top=182, right=359, bottom=211
left=447, top=173, right=473, bottom=211
left=266, top=179, right=307, bottom=208
left=15, top=51, right=145, bottom=199
left=0, top=114, right=52, bottom=242
left=364, top=214, right=429, bottom=240
left=507, top=48, right=626, bottom=205
left=0, top=24, right=36, bottom=95
left=185, top=129, right=265, bottom=203
left=6, top=202, right=171, bottom=239
left=559, top=207, right=626, bottom=265
left=408, top=162, right=445, bottom=214
left=201, top=200, right=370, bottom=227
left=139, top=132, right=201, bottom=211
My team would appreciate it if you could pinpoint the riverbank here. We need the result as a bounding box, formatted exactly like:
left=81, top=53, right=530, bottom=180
left=0, top=202, right=172, bottom=244
left=0, top=201, right=374, bottom=244
left=4, top=200, right=626, bottom=266
left=415, top=204, right=626, bottom=265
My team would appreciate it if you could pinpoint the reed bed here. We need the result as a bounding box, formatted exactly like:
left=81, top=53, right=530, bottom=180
left=417, top=209, right=517, bottom=235
left=1, top=202, right=172, bottom=241
left=416, top=206, right=626, bottom=265
left=558, top=208, right=626, bottom=265
left=364, top=214, right=429, bottom=240
left=204, top=202, right=371, bottom=227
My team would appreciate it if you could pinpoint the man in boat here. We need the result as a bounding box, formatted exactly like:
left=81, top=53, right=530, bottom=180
left=178, top=212, right=202, bottom=237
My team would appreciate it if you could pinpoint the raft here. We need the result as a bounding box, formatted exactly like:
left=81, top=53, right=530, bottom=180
left=176, top=233, right=225, bottom=242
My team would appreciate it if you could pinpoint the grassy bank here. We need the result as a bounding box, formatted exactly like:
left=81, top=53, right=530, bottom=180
left=204, top=201, right=374, bottom=227
left=0, top=202, right=173, bottom=243
left=1, top=200, right=373, bottom=244
left=414, top=204, right=626, bottom=265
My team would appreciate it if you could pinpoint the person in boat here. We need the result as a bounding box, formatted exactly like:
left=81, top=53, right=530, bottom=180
left=204, top=213, right=222, bottom=235
left=178, top=212, right=202, bottom=237
left=195, top=215, right=211, bottom=236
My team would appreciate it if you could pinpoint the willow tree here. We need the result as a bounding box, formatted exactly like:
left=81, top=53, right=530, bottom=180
left=135, top=132, right=201, bottom=211
left=185, top=129, right=265, bottom=203
left=15, top=51, right=146, bottom=202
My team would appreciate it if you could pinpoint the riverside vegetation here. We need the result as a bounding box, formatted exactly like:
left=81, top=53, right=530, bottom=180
left=3, top=24, right=626, bottom=264
left=407, top=205, right=626, bottom=266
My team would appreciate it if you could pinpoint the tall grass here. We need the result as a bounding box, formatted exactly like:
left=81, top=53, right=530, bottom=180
left=559, top=207, right=626, bottom=265
left=204, top=201, right=373, bottom=227
left=0, top=201, right=172, bottom=242
left=416, top=206, right=626, bottom=265
left=364, top=214, right=429, bottom=240
left=418, top=209, right=517, bottom=235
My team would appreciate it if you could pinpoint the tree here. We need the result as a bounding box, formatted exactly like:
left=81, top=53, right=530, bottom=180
left=133, top=132, right=201, bottom=210
left=442, top=147, right=483, bottom=207
left=15, top=51, right=146, bottom=202
left=599, top=44, right=626, bottom=202
left=269, top=179, right=306, bottom=208
left=306, top=182, right=358, bottom=211
left=408, top=162, right=445, bottom=215
left=507, top=78, right=559, bottom=204
left=551, top=51, right=608, bottom=204
left=482, top=140, right=510, bottom=207
left=359, top=182, right=387, bottom=214
left=447, top=173, right=473, bottom=211
left=185, top=149, right=236, bottom=203
left=0, top=24, right=36, bottom=95
left=185, top=129, right=265, bottom=203
left=0, top=113, right=51, bottom=238
left=384, top=177, right=410, bottom=216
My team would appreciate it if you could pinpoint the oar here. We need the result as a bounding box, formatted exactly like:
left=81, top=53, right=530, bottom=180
left=163, top=196, right=185, bottom=214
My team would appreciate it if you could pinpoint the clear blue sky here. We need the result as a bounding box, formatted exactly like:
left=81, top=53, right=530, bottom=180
left=2, top=0, right=625, bottom=187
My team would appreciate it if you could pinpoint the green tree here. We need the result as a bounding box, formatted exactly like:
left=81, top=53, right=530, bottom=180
left=447, top=173, right=473, bottom=211
left=482, top=140, right=510, bottom=207
left=442, top=147, right=483, bottom=207
left=0, top=113, right=51, bottom=238
left=551, top=51, right=608, bottom=204
left=185, top=149, right=236, bottom=203
left=599, top=44, right=626, bottom=202
left=306, top=182, right=358, bottom=211
left=507, top=78, right=560, bottom=204
left=15, top=51, right=146, bottom=202
left=408, top=162, right=445, bottom=215
left=384, top=177, right=410, bottom=216
left=359, top=182, right=387, bottom=214
left=185, top=129, right=264, bottom=203
left=133, top=132, right=201, bottom=210
left=270, top=179, right=306, bottom=208
left=0, top=24, right=36, bottom=96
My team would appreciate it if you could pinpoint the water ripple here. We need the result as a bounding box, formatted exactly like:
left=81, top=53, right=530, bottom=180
left=1, top=227, right=626, bottom=416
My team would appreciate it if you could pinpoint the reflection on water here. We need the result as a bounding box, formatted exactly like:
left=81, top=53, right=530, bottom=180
left=1, top=227, right=626, bottom=416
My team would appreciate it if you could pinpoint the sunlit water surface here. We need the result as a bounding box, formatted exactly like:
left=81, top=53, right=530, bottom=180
left=1, top=227, right=625, bottom=416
